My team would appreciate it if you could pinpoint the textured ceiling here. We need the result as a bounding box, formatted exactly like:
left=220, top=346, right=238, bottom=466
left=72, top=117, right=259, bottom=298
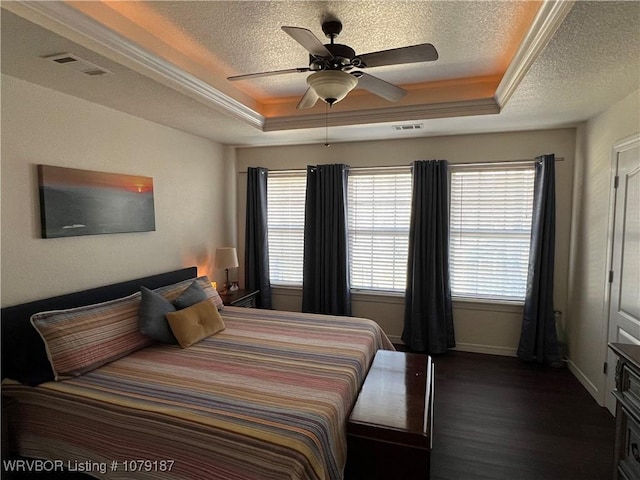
left=501, top=1, right=640, bottom=121
left=135, top=0, right=537, bottom=99
left=1, top=1, right=639, bottom=146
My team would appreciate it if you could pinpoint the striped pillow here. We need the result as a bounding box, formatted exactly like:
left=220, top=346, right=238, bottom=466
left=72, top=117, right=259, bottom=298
left=31, top=292, right=153, bottom=380
left=153, top=276, right=224, bottom=310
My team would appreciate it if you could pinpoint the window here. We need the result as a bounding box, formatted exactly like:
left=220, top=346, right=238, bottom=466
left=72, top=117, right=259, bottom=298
left=267, top=169, right=411, bottom=292
left=449, top=166, right=535, bottom=302
left=347, top=170, right=412, bottom=292
left=267, top=164, right=532, bottom=299
left=267, top=173, right=306, bottom=286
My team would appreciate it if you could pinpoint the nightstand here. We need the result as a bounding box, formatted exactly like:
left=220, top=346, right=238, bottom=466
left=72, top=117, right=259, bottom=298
left=219, top=289, right=259, bottom=307
left=610, top=343, right=640, bottom=480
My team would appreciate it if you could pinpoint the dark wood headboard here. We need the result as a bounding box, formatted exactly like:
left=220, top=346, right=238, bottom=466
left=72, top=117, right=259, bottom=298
left=1, top=267, right=198, bottom=385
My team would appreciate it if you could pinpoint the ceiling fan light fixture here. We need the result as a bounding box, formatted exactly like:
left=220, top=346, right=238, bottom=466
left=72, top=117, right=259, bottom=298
left=306, top=70, right=357, bottom=106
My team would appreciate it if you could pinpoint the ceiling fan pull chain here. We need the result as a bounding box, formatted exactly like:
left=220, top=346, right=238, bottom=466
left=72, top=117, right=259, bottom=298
left=324, top=103, right=331, bottom=147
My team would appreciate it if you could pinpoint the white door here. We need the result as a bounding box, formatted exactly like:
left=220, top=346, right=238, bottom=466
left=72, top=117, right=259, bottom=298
left=605, top=136, right=640, bottom=415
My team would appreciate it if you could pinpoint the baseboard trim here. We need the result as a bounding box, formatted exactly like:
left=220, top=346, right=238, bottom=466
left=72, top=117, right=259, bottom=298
left=453, top=343, right=517, bottom=357
left=389, top=338, right=517, bottom=357
left=567, top=358, right=601, bottom=405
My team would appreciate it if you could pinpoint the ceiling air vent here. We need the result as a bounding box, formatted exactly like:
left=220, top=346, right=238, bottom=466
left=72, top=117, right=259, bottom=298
left=43, top=53, right=112, bottom=77
left=51, top=55, right=77, bottom=64
left=82, top=69, right=110, bottom=77
left=392, top=124, right=424, bottom=131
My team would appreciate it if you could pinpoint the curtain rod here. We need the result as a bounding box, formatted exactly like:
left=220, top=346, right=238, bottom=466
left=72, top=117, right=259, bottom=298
left=238, top=157, right=564, bottom=174
left=239, top=166, right=408, bottom=175
left=238, top=169, right=304, bottom=175
left=450, top=157, right=564, bottom=168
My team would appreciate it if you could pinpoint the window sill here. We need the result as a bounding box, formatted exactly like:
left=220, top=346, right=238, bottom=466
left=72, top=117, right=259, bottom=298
left=351, top=288, right=405, bottom=298
left=271, top=285, right=302, bottom=297
left=271, top=285, right=405, bottom=295
left=270, top=286, right=405, bottom=303
left=452, top=296, right=524, bottom=313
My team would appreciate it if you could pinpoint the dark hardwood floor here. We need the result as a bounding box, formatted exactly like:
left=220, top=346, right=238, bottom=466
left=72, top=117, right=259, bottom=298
left=428, top=350, right=615, bottom=480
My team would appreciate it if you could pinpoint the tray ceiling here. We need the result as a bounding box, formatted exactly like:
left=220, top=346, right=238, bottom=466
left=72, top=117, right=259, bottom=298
left=2, top=1, right=639, bottom=146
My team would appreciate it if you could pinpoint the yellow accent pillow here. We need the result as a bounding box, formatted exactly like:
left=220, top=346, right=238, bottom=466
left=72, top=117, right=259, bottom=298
left=166, top=300, right=225, bottom=348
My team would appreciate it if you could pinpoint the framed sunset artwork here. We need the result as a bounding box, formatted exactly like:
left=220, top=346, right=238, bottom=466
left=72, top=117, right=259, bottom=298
left=37, top=165, right=155, bottom=238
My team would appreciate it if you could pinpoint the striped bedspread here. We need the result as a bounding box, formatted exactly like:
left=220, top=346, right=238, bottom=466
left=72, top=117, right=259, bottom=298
left=4, top=307, right=394, bottom=480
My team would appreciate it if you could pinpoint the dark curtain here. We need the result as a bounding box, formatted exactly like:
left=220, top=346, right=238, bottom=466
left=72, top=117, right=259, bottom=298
left=302, top=164, right=351, bottom=315
left=517, top=154, right=561, bottom=365
left=402, top=160, right=455, bottom=353
left=244, top=167, right=272, bottom=309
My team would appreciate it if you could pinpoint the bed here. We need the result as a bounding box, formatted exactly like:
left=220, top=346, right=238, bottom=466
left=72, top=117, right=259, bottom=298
left=1, top=267, right=393, bottom=479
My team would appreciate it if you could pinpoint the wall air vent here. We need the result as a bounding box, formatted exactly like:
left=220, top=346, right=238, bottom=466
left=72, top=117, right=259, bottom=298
left=42, top=53, right=112, bottom=77
left=392, top=124, right=424, bottom=131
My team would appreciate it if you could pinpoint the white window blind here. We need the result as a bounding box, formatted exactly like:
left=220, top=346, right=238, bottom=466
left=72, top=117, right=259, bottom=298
left=449, top=166, right=535, bottom=302
left=267, top=173, right=306, bottom=286
left=348, top=171, right=412, bottom=292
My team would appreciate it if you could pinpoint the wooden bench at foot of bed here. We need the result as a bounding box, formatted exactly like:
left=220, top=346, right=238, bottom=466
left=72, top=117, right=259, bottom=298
left=345, top=350, right=434, bottom=480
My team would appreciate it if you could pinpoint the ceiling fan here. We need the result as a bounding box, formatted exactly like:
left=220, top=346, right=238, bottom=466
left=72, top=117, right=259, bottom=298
left=227, top=19, right=438, bottom=109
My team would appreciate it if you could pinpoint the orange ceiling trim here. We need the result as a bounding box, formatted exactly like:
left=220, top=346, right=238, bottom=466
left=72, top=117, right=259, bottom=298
left=261, top=75, right=502, bottom=118
left=495, top=1, right=545, bottom=74
left=65, top=0, right=263, bottom=112
left=66, top=1, right=228, bottom=74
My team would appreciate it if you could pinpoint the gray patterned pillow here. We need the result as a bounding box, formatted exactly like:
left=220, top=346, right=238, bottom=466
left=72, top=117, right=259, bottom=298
left=139, top=286, right=177, bottom=344
left=172, top=281, right=207, bottom=309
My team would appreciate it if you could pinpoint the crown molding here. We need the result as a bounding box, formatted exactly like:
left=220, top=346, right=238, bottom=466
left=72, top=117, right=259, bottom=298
left=495, top=0, right=575, bottom=108
left=263, top=98, right=500, bottom=132
left=6, top=0, right=265, bottom=130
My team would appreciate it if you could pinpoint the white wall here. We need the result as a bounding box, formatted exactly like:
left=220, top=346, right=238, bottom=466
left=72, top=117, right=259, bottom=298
left=236, top=128, right=576, bottom=353
left=568, top=89, right=640, bottom=403
left=1, top=75, right=232, bottom=306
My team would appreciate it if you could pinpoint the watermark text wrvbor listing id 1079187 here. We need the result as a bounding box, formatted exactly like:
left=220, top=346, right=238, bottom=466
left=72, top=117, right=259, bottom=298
left=3, top=459, right=176, bottom=475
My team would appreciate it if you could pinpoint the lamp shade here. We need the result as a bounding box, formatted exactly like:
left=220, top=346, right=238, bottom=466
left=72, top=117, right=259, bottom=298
left=215, top=247, right=239, bottom=269
left=307, top=70, right=358, bottom=106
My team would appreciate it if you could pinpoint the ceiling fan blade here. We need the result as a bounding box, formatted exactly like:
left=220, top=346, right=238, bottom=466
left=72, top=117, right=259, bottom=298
left=354, top=72, right=407, bottom=102
left=296, top=87, right=320, bottom=110
left=228, top=67, right=310, bottom=81
left=357, top=43, right=438, bottom=68
left=282, top=26, right=333, bottom=58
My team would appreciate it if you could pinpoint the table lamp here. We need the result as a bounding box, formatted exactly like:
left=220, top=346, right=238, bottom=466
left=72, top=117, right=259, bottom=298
left=215, top=247, right=239, bottom=292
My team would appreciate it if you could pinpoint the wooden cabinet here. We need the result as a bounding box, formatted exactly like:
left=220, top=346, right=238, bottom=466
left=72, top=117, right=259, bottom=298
left=346, top=350, right=434, bottom=480
left=610, top=343, right=640, bottom=480
left=219, top=289, right=259, bottom=307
